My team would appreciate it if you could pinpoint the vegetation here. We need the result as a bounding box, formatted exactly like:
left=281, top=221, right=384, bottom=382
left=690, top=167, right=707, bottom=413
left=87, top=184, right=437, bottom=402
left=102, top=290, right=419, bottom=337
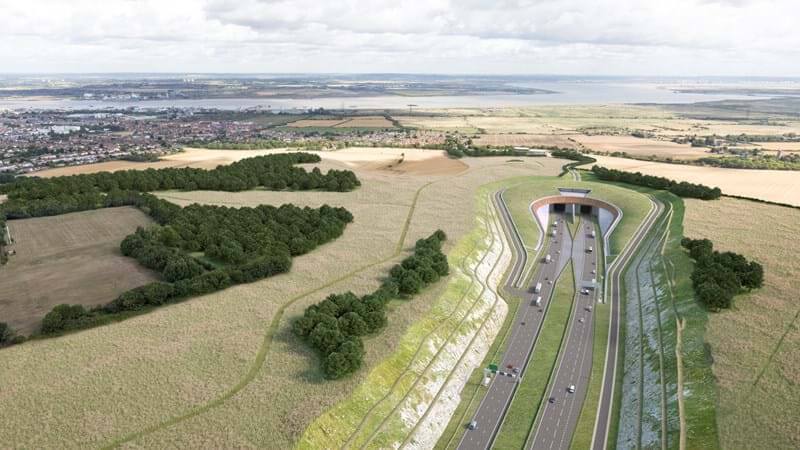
left=591, top=165, right=722, bottom=200
left=697, top=155, right=800, bottom=170
left=38, top=202, right=353, bottom=335
left=293, top=230, right=449, bottom=379
left=551, top=148, right=597, bottom=176
left=118, top=153, right=162, bottom=162
left=0, top=153, right=360, bottom=219
left=442, top=135, right=562, bottom=158
left=681, top=238, right=763, bottom=310
left=0, top=153, right=361, bottom=340
left=0, top=322, right=24, bottom=347
left=192, top=139, right=304, bottom=150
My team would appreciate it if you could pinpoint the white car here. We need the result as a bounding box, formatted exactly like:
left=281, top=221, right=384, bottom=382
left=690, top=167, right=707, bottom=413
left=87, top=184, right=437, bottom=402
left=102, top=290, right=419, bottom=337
left=580, top=288, right=589, bottom=295
left=568, top=385, right=576, bottom=393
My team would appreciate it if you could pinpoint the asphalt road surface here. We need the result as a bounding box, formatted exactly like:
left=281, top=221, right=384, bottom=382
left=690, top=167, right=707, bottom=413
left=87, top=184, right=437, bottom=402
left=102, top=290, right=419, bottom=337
left=590, top=198, right=663, bottom=450
left=458, top=194, right=571, bottom=450
left=528, top=217, right=599, bottom=450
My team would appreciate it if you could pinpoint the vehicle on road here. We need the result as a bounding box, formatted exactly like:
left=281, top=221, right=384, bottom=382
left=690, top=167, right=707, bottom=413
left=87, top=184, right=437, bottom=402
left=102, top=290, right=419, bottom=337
left=579, top=318, right=585, bottom=323
left=468, top=420, right=477, bottom=430
left=512, top=367, right=520, bottom=374
left=568, top=385, right=576, bottom=393
left=548, top=397, right=556, bottom=404
left=545, top=254, right=551, bottom=263
left=580, top=288, right=590, bottom=295
left=534, top=282, right=542, bottom=294
left=587, top=246, right=593, bottom=253
left=534, top=296, right=542, bottom=306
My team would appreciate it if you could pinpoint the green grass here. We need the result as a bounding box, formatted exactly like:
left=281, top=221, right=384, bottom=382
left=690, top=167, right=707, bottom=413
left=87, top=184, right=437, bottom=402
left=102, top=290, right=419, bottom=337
left=570, top=221, right=609, bottom=450
left=493, top=260, right=576, bottom=449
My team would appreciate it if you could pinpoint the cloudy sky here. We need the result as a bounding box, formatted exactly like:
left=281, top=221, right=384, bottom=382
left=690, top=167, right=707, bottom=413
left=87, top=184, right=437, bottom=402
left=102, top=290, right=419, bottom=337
left=1, top=0, right=798, bottom=75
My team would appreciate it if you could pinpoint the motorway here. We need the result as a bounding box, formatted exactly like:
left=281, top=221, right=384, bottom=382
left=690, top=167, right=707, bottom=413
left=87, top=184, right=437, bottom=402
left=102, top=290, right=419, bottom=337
left=458, top=191, right=571, bottom=450
left=528, top=217, right=599, bottom=450
left=457, top=190, right=665, bottom=450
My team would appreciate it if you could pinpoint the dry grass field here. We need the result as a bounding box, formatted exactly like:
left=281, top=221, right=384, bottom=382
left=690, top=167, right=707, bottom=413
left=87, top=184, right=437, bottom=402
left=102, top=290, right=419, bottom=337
left=584, top=155, right=800, bottom=206
left=285, top=118, right=349, bottom=127
left=0, top=207, right=156, bottom=334
left=755, top=142, right=800, bottom=152
left=473, top=133, right=579, bottom=148
left=335, top=116, right=395, bottom=128
left=0, top=154, right=564, bottom=448
left=574, top=135, right=708, bottom=159
left=684, top=197, right=800, bottom=450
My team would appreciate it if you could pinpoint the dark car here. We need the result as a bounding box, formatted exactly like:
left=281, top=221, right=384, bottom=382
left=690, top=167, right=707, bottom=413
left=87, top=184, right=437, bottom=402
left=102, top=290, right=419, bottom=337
left=548, top=397, right=556, bottom=404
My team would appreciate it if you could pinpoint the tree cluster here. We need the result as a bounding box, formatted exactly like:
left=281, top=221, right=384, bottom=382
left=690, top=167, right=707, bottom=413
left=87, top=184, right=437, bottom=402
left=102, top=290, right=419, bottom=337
left=681, top=238, right=764, bottom=310
left=0, top=153, right=360, bottom=219
left=292, top=230, right=449, bottom=380
left=591, top=165, right=722, bottom=200
left=40, top=202, right=353, bottom=335
left=550, top=149, right=597, bottom=176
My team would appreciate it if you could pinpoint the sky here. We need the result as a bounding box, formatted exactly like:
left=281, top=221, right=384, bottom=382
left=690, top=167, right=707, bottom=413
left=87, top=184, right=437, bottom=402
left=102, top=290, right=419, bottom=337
left=1, top=0, right=798, bottom=76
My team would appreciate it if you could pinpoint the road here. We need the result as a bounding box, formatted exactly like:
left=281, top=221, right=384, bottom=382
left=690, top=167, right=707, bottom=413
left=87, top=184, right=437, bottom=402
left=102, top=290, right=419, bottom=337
left=458, top=192, right=571, bottom=450
left=528, top=217, right=599, bottom=450
left=590, top=197, right=664, bottom=450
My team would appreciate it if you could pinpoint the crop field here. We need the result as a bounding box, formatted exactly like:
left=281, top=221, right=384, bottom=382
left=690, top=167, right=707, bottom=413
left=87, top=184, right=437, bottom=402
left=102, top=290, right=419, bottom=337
left=286, top=118, right=351, bottom=127
left=0, top=207, right=156, bottom=334
left=473, top=133, right=579, bottom=149
left=335, top=116, right=395, bottom=128
left=574, top=135, right=707, bottom=160
left=0, top=155, right=564, bottom=448
left=584, top=155, right=800, bottom=207
left=684, top=197, right=800, bottom=450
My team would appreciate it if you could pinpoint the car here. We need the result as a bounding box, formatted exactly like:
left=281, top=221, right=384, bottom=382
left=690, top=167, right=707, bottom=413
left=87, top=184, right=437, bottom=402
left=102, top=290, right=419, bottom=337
left=512, top=367, right=520, bottom=374
left=468, top=420, right=478, bottom=430
left=521, top=321, right=526, bottom=326
left=586, top=306, right=593, bottom=312
left=548, top=397, right=556, bottom=404
left=579, top=318, right=585, bottom=323
left=580, top=288, right=589, bottom=295
left=568, top=385, right=576, bottom=393
left=591, top=270, right=596, bottom=275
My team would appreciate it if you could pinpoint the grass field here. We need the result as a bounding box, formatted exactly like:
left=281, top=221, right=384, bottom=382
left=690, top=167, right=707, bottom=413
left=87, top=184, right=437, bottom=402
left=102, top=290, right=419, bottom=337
left=574, top=135, right=707, bottom=160
left=585, top=155, right=800, bottom=206
left=0, top=156, right=565, bottom=448
left=474, top=134, right=579, bottom=149
left=494, top=260, right=575, bottom=449
left=0, top=207, right=156, bottom=334
left=684, top=197, right=800, bottom=450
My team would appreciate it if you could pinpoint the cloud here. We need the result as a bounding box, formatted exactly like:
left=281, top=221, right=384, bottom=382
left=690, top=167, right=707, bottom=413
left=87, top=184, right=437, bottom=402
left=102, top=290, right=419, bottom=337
left=0, top=0, right=797, bottom=75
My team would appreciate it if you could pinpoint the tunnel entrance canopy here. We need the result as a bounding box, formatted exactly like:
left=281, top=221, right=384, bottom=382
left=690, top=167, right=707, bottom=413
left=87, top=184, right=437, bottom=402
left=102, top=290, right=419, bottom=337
left=531, top=190, right=622, bottom=251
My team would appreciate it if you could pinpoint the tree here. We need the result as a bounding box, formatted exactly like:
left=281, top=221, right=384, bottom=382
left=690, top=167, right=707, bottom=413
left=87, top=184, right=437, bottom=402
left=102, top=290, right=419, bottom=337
left=338, top=312, right=368, bottom=337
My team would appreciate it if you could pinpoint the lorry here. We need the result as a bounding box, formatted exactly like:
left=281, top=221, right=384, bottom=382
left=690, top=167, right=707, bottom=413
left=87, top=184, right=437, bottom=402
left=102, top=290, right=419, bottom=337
left=534, top=282, right=542, bottom=294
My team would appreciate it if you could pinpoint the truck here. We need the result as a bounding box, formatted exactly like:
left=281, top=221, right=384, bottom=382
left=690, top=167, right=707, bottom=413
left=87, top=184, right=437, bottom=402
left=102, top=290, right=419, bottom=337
left=534, top=282, right=542, bottom=294
left=535, top=296, right=542, bottom=306
left=545, top=254, right=552, bottom=263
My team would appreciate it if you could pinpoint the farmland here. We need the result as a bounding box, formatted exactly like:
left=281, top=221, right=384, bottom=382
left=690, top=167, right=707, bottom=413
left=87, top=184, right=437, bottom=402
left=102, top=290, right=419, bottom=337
left=684, top=197, right=800, bottom=450
left=583, top=155, right=800, bottom=206
left=573, top=135, right=706, bottom=160
left=0, top=207, right=156, bottom=334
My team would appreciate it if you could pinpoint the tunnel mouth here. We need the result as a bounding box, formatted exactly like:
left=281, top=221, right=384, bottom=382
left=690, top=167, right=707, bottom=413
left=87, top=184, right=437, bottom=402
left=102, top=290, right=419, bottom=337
left=530, top=192, right=622, bottom=248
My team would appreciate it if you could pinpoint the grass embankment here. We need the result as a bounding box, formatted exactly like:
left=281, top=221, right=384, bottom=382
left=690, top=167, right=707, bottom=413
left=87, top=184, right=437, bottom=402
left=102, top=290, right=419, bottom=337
left=570, top=221, right=609, bottom=449
left=493, top=260, right=576, bottom=449
left=298, top=186, right=506, bottom=449
left=604, top=189, right=718, bottom=450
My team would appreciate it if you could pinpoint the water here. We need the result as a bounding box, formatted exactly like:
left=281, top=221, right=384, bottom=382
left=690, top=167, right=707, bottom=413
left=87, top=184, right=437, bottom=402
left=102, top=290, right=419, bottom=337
left=0, top=81, right=762, bottom=111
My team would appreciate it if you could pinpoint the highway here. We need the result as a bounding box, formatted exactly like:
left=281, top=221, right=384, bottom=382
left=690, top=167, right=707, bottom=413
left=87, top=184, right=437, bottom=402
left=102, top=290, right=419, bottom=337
left=590, top=197, right=664, bottom=450
left=458, top=191, right=571, bottom=450
left=527, top=217, right=599, bottom=450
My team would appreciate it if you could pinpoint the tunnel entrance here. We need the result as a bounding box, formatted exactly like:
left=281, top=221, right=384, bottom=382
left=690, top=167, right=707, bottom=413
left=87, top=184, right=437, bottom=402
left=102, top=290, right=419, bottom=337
left=580, top=204, right=592, bottom=214
left=553, top=203, right=566, bottom=213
